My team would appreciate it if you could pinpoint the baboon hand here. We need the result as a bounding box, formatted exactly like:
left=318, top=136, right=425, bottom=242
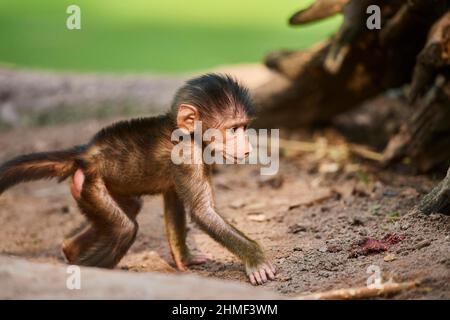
left=246, top=260, right=276, bottom=286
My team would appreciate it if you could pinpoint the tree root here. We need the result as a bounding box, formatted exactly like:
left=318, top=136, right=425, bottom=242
left=418, top=166, right=450, bottom=215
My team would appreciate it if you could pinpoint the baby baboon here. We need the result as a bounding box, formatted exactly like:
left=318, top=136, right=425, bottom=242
left=0, top=74, right=275, bottom=285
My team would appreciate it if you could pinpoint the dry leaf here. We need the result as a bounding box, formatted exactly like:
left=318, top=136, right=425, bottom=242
left=384, top=254, right=396, bottom=262
left=319, top=162, right=340, bottom=174
left=248, top=214, right=268, bottom=222
left=244, top=202, right=267, bottom=212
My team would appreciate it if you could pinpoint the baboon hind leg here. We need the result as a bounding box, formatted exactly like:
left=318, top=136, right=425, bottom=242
left=63, top=176, right=141, bottom=268
left=62, top=196, right=142, bottom=265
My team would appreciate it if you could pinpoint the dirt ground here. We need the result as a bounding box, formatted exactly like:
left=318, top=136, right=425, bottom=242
left=0, top=118, right=449, bottom=299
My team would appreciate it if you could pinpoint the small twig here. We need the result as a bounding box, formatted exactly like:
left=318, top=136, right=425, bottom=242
left=288, top=190, right=338, bottom=210
left=349, top=144, right=384, bottom=162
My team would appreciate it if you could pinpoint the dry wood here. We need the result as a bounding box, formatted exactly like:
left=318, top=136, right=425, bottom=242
left=380, top=0, right=444, bottom=46
left=288, top=189, right=338, bottom=210
left=278, top=138, right=383, bottom=162
left=289, top=0, right=348, bottom=25
left=382, top=77, right=450, bottom=172
left=409, top=11, right=450, bottom=103
left=332, top=93, right=412, bottom=150
left=256, top=0, right=427, bottom=128
left=418, top=166, right=450, bottom=215
left=296, top=281, right=418, bottom=300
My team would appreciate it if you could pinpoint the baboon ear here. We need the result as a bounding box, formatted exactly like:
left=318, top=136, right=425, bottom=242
left=176, top=104, right=199, bottom=134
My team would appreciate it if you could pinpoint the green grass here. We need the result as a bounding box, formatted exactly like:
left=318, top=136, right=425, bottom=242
left=0, top=0, right=341, bottom=74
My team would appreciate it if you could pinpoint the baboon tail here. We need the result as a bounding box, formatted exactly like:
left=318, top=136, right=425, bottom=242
left=0, top=146, right=85, bottom=195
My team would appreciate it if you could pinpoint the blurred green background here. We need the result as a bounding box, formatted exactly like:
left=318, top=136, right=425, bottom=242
left=0, top=0, right=341, bottom=74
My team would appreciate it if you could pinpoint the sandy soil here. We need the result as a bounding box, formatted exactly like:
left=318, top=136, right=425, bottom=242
left=0, top=118, right=449, bottom=299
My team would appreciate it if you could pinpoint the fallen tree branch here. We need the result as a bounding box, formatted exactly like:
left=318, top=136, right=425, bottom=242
left=278, top=138, right=383, bottom=162
left=296, top=281, right=419, bottom=300
left=258, top=0, right=444, bottom=128
left=289, top=0, right=348, bottom=26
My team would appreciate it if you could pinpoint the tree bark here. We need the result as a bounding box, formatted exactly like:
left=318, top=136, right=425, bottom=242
left=408, top=11, right=450, bottom=103
left=381, top=78, right=450, bottom=172
left=332, top=91, right=412, bottom=150
left=418, top=166, right=450, bottom=215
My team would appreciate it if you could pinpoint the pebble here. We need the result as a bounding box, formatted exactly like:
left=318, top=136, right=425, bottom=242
left=61, top=206, right=71, bottom=214
left=358, top=229, right=368, bottom=236
left=350, top=217, right=365, bottom=226
left=415, top=240, right=432, bottom=250
left=384, top=189, right=399, bottom=197
left=326, top=245, right=342, bottom=253
left=429, top=214, right=442, bottom=221
left=258, top=175, right=284, bottom=189
left=288, top=224, right=307, bottom=234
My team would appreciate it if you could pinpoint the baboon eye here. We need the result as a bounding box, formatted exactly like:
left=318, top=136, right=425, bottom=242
left=229, top=127, right=238, bottom=134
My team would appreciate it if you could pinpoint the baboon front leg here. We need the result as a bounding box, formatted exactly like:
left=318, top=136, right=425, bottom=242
left=176, top=176, right=275, bottom=285
left=163, top=188, right=210, bottom=271
left=62, top=196, right=142, bottom=265
left=64, top=175, right=139, bottom=268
